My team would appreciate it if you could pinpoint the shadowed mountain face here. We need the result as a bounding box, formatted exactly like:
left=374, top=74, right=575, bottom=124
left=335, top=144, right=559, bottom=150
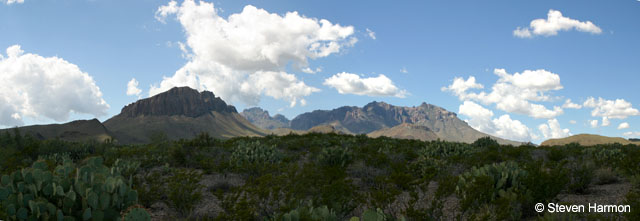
left=104, top=87, right=265, bottom=144
left=0, top=119, right=113, bottom=142
left=240, top=107, right=290, bottom=130
left=290, top=101, right=522, bottom=145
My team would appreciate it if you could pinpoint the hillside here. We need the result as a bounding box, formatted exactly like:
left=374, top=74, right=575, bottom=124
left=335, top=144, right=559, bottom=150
left=541, top=134, right=640, bottom=146
left=104, top=87, right=266, bottom=144
left=0, top=119, right=112, bottom=142
left=368, top=123, right=439, bottom=141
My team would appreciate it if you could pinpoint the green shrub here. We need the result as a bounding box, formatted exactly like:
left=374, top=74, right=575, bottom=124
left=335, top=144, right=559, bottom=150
left=317, top=146, right=353, bottom=168
left=134, top=170, right=166, bottom=208
left=567, top=162, right=594, bottom=194
left=167, top=168, right=203, bottom=215
left=456, top=161, right=527, bottom=213
left=594, top=167, right=618, bottom=185
left=624, top=190, right=640, bottom=220
left=521, top=162, right=568, bottom=217
left=547, top=147, right=567, bottom=162
left=277, top=204, right=339, bottom=221
left=0, top=157, right=139, bottom=220
left=472, top=137, right=499, bottom=148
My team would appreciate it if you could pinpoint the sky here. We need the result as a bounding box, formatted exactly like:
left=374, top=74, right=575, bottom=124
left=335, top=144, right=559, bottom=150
left=1, top=0, right=639, bottom=144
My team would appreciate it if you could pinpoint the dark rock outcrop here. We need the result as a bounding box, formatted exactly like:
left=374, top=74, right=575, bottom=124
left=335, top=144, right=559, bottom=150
left=119, top=86, right=237, bottom=118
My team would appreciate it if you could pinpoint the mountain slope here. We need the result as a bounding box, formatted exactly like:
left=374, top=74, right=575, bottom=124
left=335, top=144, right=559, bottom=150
left=240, top=107, right=290, bottom=130
left=368, top=123, right=439, bottom=141
left=104, top=87, right=266, bottom=144
left=541, top=134, right=640, bottom=146
left=0, top=119, right=113, bottom=142
left=290, top=101, right=522, bottom=145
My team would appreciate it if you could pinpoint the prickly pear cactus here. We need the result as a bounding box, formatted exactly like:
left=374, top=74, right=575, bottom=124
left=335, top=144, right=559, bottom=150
left=456, top=161, right=527, bottom=208
left=122, top=206, right=151, bottom=221
left=0, top=157, right=141, bottom=220
left=230, top=140, right=282, bottom=168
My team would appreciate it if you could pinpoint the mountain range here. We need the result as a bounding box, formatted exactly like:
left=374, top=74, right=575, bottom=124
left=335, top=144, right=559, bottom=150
left=243, top=101, right=522, bottom=145
left=5, top=86, right=634, bottom=146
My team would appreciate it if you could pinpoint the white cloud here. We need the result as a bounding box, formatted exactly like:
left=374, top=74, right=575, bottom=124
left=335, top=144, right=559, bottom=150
left=562, top=99, right=582, bottom=109
left=590, top=119, right=599, bottom=128
left=443, top=69, right=564, bottom=119
left=458, top=101, right=534, bottom=141
left=441, top=76, right=483, bottom=100
left=618, top=122, right=630, bottom=130
left=400, top=67, right=408, bottom=74
left=601, top=117, right=610, bottom=127
left=459, top=101, right=494, bottom=133
left=301, top=67, right=322, bottom=74
left=244, top=71, right=319, bottom=107
left=539, top=119, right=571, bottom=139
left=152, top=0, right=356, bottom=107
left=5, top=0, right=24, bottom=5
left=0, top=45, right=109, bottom=127
left=366, top=28, right=376, bottom=40
left=569, top=120, right=577, bottom=124
left=514, top=9, right=602, bottom=38
left=583, top=97, right=640, bottom=119
left=324, top=72, right=407, bottom=97
left=513, top=27, right=532, bottom=38
left=623, top=131, right=640, bottom=137
left=126, top=78, right=142, bottom=97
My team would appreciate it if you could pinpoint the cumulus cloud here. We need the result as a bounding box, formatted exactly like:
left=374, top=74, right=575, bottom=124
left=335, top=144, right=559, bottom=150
left=590, top=119, right=599, bottom=128
left=618, top=122, right=630, bottom=130
left=441, top=76, right=483, bottom=100
left=126, top=78, right=142, bottom=97
left=443, top=68, right=564, bottom=119
left=562, top=99, right=582, bottom=109
left=324, top=72, right=408, bottom=98
left=601, top=117, right=610, bottom=127
left=366, top=28, right=376, bottom=40
left=538, top=119, right=571, bottom=139
left=5, top=0, right=24, bottom=5
left=301, top=67, right=322, bottom=74
left=400, top=67, right=408, bottom=74
left=623, top=131, right=640, bottom=137
left=569, top=120, right=577, bottom=124
left=244, top=71, right=319, bottom=107
left=514, top=9, right=602, bottom=38
left=583, top=97, right=640, bottom=119
left=0, top=45, right=109, bottom=127
left=152, top=0, right=357, bottom=107
left=458, top=101, right=534, bottom=141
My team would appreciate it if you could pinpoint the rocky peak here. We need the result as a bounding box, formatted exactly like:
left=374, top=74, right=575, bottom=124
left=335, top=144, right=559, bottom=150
left=119, top=86, right=237, bottom=117
left=241, top=107, right=291, bottom=130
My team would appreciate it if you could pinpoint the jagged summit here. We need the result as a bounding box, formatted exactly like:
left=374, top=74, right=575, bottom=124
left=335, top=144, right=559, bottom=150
left=119, top=87, right=237, bottom=118
left=240, top=107, right=290, bottom=130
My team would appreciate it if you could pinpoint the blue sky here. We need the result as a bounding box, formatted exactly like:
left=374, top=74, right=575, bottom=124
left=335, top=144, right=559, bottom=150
left=1, top=0, right=639, bottom=143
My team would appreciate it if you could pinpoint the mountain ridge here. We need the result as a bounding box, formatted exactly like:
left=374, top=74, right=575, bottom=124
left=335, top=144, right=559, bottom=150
left=246, top=101, right=522, bottom=145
